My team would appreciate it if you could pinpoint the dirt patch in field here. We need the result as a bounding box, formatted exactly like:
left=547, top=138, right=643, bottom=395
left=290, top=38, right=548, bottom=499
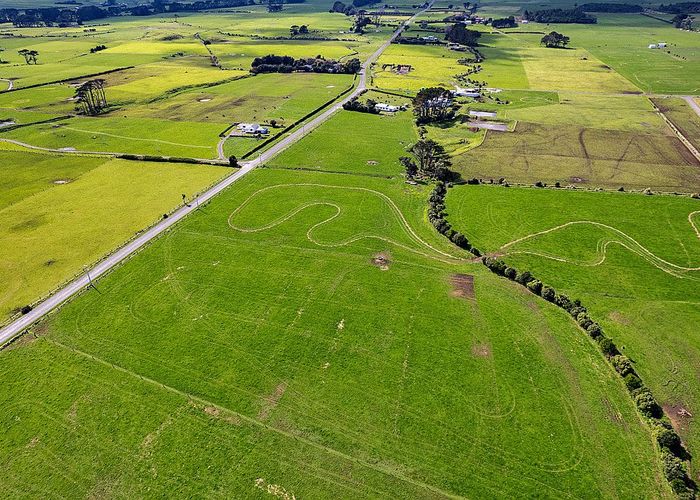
left=367, top=160, right=378, bottom=165
left=570, top=176, right=587, bottom=183
left=26, top=436, right=40, bottom=448
left=663, top=403, right=693, bottom=434
left=450, top=274, right=475, bottom=300
left=203, top=405, right=240, bottom=425
left=258, top=382, right=287, bottom=420
left=601, top=398, right=627, bottom=429
left=608, top=310, right=631, bottom=325
left=52, top=178, right=72, bottom=184
left=371, top=252, right=391, bottom=271
left=471, top=343, right=491, bottom=357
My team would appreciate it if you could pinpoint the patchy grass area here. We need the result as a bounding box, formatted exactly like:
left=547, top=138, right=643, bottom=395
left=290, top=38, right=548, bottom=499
left=451, top=122, right=700, bottom=191
left=446, top=184, right=700, bottom=465
left=0, top=155, right=226, bottom=321
left=0, top=168, right=668, bottom=498
left=652, top=97, right=700, bottom=148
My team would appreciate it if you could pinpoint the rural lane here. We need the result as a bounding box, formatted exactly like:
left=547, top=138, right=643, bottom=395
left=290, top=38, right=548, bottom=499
left=684, top=96, right=700, bottom=118
left=0, top=2, right=432, bottom=347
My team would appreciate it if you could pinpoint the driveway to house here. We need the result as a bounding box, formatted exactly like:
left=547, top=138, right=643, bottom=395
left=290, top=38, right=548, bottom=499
left=0, top=1, right=433, bottom=347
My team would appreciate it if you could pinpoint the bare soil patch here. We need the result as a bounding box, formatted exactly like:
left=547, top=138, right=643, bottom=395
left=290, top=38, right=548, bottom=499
left=450, top=274, right=475, bottom=300
left=608, top=310, right=631, bottom=325
left=471, top=343, right=491, bottom=357
left=52, top=178, right=72, bottom=184
left=663, top=403, right=693, bottom=434
left=258, top=382, right=287, bottom=420
left=371, top=252, right=391, bottom=271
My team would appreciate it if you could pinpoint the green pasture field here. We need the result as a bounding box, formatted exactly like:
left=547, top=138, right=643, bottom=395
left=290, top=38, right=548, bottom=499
left=0, top=167, right=670, bottom=497
left=446, top=184, right=700, bottom=462
left=374, top=44, right=465, bottom=92
left=651, top=97, right=700, bottom=148
left=500, top=14, right=700, bottom=94
left=128, top=73, right=353, bottom=126
left=0, top=153, right=227, bottom=322
left=451, top=121, right=700, bottom=191
left=505, top=93, right=668, bottom=133
left=4, top=116, right=225, bottom=158
left=0, top=85, right=75, bottom=115
left=268, top=105, right=417, bottom=176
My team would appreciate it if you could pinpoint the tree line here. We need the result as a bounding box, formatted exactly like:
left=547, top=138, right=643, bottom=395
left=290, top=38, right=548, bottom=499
left=659, top=2, right=700, bottom=14
left=579, top=2, right=642, bottom=12
left=523, top=8, right=597, bottom=23
left=0, top=0, right=274, bottom=27
left=250, top=55, right=361, bottom=74
left=426, top=182, right=480, bottom=255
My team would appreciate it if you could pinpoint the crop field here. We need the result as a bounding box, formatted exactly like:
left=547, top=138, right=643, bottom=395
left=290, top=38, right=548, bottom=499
left=1, top=168, right=670, bottom=497
left=446, top=184, right=700, bottom=463
left=0, top=151, right=226, bottom=322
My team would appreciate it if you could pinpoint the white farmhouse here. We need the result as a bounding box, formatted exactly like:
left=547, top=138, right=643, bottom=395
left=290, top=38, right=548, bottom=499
left=237, top=123, right=269, bottom=135
left=376, top=103, right=400, bottom=113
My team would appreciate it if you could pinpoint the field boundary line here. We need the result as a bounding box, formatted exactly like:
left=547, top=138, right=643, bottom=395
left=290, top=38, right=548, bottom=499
left=47, top=338, right=462, bottom=500
left=1, top=66, right=135, bottom=93
left=648, top=97, right=700, bottom=163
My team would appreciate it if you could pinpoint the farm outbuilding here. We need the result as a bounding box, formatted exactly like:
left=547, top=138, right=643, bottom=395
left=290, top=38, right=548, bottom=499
left=376, top=103, right=400, bottom=112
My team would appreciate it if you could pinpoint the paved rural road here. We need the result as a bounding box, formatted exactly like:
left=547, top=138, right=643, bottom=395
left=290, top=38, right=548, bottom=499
left=0, top=2, right=432, bottom=347
left=684, top=96, right=700, bottom=118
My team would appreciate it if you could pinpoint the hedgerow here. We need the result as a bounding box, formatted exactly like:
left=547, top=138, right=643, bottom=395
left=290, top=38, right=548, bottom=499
left=427, top=182, right=481, bottom=256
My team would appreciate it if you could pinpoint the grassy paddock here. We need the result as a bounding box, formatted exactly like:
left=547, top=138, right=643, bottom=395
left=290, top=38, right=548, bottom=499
left=446, top=184, right=700, bottom=463
left=0, top=168, right=668, bottom=497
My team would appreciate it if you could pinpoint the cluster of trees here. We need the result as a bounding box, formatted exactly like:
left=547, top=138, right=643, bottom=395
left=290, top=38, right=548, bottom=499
left=399, top=139, right=452, bottom=181
left=412, top=87, right=456, bottom=124
left=342, top=97, right=379, bottom=113
left=289, top=24, right=309, bottom=36
left=445, top=23, right=481, bottom=45
left=481, top=255, right=697, bottom=498
left=426, top=182, right=480, bottom=254
left=89, top=44, right=107, bottom=53
left=0, top=0, right=260, bottom=26
left=491, top=16, right=517, bottom=28
left=659, top=2, right=700, bottom=14
left=523, top=8, right=597, bottom=23
left=250, top=55, right=361, bottom=74
left=672, top=13, right=695, bottom=28
left=17, top=49, right=38, bottom=64
left=330, top=1, right=357, bottom=15
left=74, top=79, right=107, bottom=115
left=540, top=31, right=570, bottom=48
left=579, top=2, right=642, bottom=12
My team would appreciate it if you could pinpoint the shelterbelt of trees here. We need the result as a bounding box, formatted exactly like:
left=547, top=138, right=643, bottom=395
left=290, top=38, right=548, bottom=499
left=250, top=54, right=361, bottom=74
left=0, top=0, right=304, bottom=27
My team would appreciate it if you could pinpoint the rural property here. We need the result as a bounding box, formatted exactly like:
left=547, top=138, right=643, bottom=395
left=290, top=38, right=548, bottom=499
left=1, top=0, right=700, bottom=497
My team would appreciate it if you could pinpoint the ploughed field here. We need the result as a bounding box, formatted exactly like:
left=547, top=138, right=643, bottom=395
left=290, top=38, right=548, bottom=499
left=1, top=168, right=668, bottom=498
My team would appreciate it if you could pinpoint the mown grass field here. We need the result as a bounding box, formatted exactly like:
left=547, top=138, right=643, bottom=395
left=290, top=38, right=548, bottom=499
left=1, top=168, right=670, bottom=497
left=446, top=184, right=700, bottom=467
left=0, top=152, right=227, bottom=322
left=268, top=104, right=418, bottom=176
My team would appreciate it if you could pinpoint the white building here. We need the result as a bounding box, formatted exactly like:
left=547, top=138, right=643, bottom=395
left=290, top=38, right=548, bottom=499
left=237, top=123, right=269, bottom=135
left=648, top=43, right=658, bottom=49
left=376, top=103, right=400, bottom=113
left=658, top=42, right=667, bottom=48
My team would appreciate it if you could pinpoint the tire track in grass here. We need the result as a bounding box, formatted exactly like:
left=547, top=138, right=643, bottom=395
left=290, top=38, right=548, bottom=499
left=227, top=183, right=470, bottom=263
left=499, top=213, right=700, bottom=279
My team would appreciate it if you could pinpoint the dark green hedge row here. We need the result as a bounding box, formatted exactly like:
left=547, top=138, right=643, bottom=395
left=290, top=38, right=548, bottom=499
left=481, top=256, right=697, bottom=498
left=428, top=182, right=481, bottom=256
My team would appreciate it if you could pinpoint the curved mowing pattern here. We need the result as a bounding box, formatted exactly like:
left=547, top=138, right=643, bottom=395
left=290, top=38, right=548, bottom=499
left=499, top=212, right=700, bottom=280
left=228, top=183, right=470, bottom=262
